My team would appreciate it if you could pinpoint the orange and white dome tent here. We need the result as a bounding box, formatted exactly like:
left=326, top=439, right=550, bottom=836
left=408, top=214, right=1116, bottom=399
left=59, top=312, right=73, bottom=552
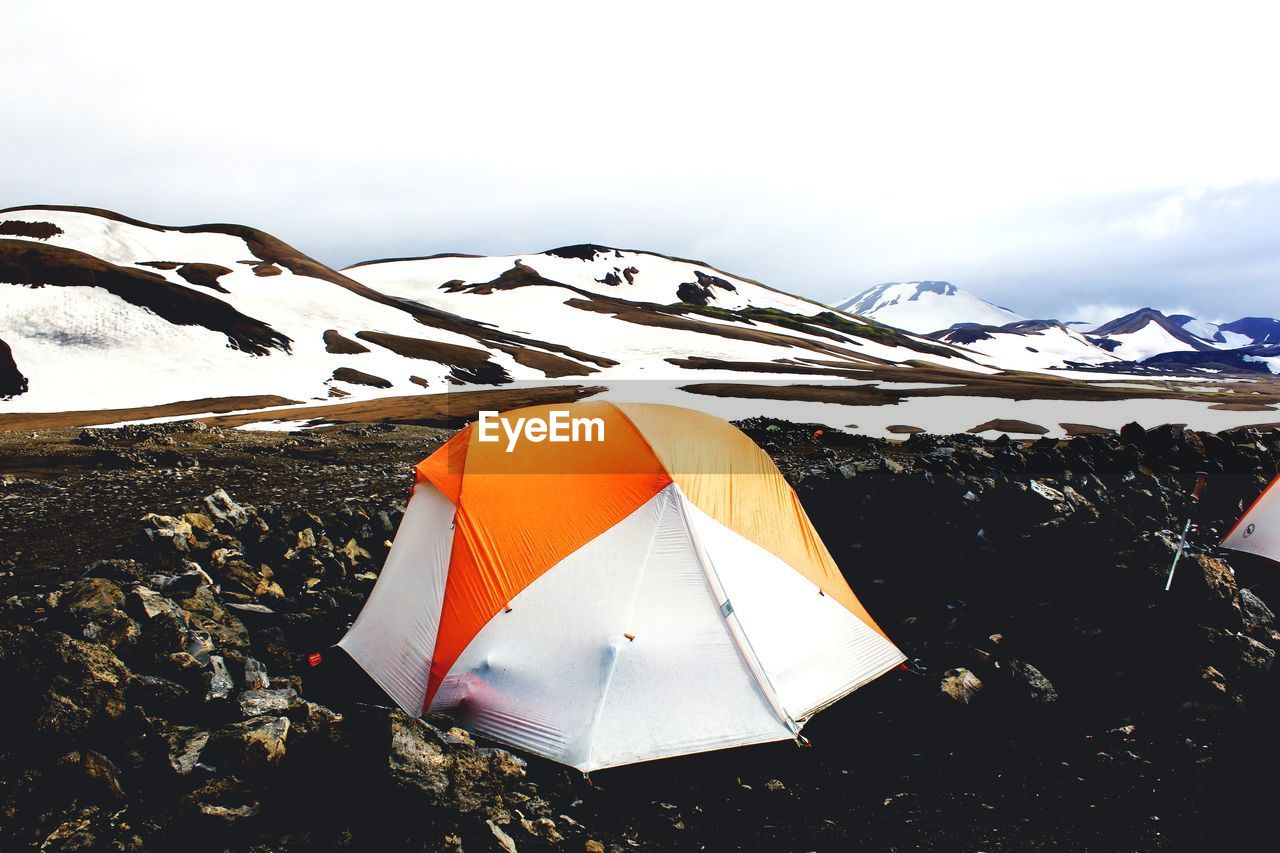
left=339, top=402, right=904, bottom=771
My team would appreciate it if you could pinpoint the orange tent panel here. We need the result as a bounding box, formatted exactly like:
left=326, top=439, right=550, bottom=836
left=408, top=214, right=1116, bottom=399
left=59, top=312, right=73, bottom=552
left=614, top=402, right=891, bottom=640
left=424, top=402, right=672, bottom=706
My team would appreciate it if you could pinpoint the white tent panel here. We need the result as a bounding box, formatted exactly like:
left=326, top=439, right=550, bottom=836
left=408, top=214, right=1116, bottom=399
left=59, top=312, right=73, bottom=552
left=1222, top=477, right=1280, bottom=563
left=338, top=481, right=456, bottom=716
left=428, top=487, right=670, bottom=766
left=680, top=497, right=906, bottom=722
left=430, top=484, right=791, bottom=771
left=586, top=488, right=792, bottom=770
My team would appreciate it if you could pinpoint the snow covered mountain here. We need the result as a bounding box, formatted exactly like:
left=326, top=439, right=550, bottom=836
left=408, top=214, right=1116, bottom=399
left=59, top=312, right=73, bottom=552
left=834, top=282, right=1025, bottom=334
left=1087, top=308, right=1217, bottom=362
left=0, top=206, right=981, bottom=414
left=933, top=320, right=1121, bottom=370
left=339, top=251, right=970, bottom=384
left=832, top=283, right=1280, bottom=374
left=4, top=204, right=1274, bottom=427
left=1217, top=317, right=1280, bottom=346
left=1168, top=314, right=1280, bottom=348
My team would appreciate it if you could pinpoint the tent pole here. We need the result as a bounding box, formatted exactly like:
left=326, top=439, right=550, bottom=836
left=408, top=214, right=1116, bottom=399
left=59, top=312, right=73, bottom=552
left=673, top=488, right=803, bottom=740
left=1165, top=518, right=1192, bottom=592
left=1165, top=473, right=1207, bottom=592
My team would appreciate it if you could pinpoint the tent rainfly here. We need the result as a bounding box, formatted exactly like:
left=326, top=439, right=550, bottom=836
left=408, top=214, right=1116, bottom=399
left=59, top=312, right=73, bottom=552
left=339, top=402, right=904, bottom=771
left=1221, top=475, right=1280, bottom=563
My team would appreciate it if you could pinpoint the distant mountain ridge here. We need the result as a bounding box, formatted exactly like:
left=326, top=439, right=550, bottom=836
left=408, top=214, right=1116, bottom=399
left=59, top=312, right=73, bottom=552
left=3, top=205, right=1278, bottom=428
left=1216, top=317, right=1280, bottom=346
left=835, top=281, right=1278, bottom=373
left=0, top=205, right=979, bottom=414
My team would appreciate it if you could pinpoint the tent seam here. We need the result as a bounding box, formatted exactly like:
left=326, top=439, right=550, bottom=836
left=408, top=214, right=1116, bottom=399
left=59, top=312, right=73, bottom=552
left=581, top=485, right=671, bottom=771
left=673, top=485, right=801, bottom=740
left=603, top=401, right=672, bottom=488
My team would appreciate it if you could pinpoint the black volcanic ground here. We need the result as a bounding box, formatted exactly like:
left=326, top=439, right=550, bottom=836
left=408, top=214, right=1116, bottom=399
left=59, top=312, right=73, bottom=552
left=2, top=420, right=1280, bottom=850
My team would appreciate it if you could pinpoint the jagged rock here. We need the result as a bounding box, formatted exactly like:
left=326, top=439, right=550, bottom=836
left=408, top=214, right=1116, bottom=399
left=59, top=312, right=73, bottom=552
left=139, top=621, right=205, bottom=687
left=185, top=776, right=262, bottom=825
left=156, top=564, right=213, bottom=598
left=204, top=488, right=251, bottom=529
left=226, top=601, right=278, bottom=618
left=127, top=673, right=191, bottom=716
left=1181, top=553, right=1244, bottom=630
left=389, top=712, right=450, bottom=799
left=163, top=726, right=211, bottom=776
left=1029, top=479, right=1068, bottom=507
left=126, top=587, right=187, bottom=623
left=182, top=511, right=219, bottom=540
left=0, top=627, right=131, bottom=742
left=940, top=668, right=983, bottom=704
left=206, top=655, right=233, bottom=700
left=451, top=743, right=526, bottom=813
left=254, top=578, right=285, bottom=600
left=1142, top=423, right=1207, bottom=468
left=208, top=547, right=241, bottom=572
left=286, top=700, right=344, bottom=749
left=207, top=550, right=265, bottom=597
left=1199, top=665, right=1230, bottom=698
left=180, top=512, right=241, bottom=553
left=203, top=716, right=290, bottom=772
left=341, top=538, right=372, bottom=566
left=1237, top=633, right=1276, bottom=673
left=57, top=749, right=125, bottom=802
left=521, top=816, right=564, bottom=843
left=137, top=513, right=195, bottom=563
left=249, top=625, right=291, bottom=667
left=83, top=559, right=150, bottom=586
left=62, top=578, right=125, bottom=623
left=295, top=528, right=317, bottom=551
left=39, top=811, right=102, bottom=851
left=488, top=820, right=519, bottom=853
left=1120, top=421, right=1146, bottom=445
left=58, top=578, right=140, bottom=651
left=1061, top=486, right=1100, bottom=521
left=1010, top=661, right=1058, bottom=703
left=175, top=586, right=250, bottom=656
left=381, top=710, right=526, bottom=813
left=1239, top=588, right=1275, bottom=631
left=237, top=687, right=300, bottom=717
left=186, top=630, right=215, bottom=666
left=243, top=657, right=270, bottom=689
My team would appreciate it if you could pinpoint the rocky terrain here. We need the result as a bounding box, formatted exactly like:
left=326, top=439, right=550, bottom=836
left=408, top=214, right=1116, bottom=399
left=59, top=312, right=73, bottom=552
left=2, top=420, right=1280, bottom=850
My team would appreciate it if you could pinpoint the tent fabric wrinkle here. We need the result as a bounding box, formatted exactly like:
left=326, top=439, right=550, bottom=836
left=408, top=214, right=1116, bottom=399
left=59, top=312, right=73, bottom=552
left=337, top=481, right=456, bottom=715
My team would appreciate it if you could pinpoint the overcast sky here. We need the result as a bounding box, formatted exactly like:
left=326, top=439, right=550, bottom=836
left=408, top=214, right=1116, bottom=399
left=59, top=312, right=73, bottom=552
left=4, top=1, right=1278, bottom=323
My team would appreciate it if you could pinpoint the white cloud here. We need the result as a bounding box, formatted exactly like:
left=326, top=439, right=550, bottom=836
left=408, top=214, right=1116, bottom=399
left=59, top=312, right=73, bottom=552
left=1119, top=188, right=1206, bottom=241
left=2, top=1, right=1279, bottom=323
